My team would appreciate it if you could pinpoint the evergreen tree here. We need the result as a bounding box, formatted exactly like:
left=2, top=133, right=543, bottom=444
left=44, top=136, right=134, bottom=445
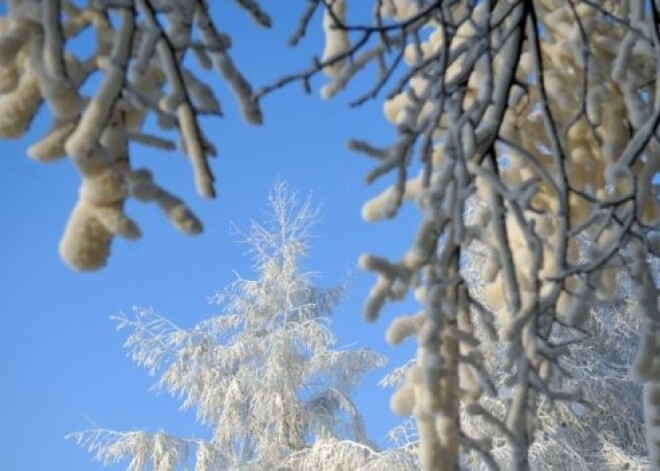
left=70, top=182, right=388, bottom=470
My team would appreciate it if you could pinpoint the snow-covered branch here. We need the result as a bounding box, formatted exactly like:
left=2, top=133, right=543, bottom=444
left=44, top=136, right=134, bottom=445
left=260, top=1, right=660, bottom=468
left=0, top=0, right=267, bottom=270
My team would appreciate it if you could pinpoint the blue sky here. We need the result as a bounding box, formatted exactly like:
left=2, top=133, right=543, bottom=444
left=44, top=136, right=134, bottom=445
left=0, top=3, right=419, bottom=470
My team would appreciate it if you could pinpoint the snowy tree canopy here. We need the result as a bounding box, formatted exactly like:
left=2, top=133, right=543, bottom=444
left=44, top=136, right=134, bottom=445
left=4, top=0, right=660, bottom=469
left=68, top=182, right=411, bottom=471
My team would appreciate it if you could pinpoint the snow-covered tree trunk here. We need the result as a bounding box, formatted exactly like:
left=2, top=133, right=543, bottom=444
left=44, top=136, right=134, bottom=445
left=645, top=382, right=660, bottom=468
left=632, top=251, right=660, bottom=469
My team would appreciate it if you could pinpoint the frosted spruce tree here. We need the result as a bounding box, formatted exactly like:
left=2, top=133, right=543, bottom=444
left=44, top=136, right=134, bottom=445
left=69, top=182, right=400, bottom=470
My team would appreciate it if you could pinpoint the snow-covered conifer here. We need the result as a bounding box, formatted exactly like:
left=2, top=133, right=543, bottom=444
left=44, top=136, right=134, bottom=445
left=69, top=182, right=392, bottom=470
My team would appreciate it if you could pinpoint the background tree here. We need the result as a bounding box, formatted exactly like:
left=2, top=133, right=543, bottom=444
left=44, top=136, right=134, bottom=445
left=377, top=236, right=651, bottom=470
left=70, top=181, right=395, bottom=470
left=459, top=236, right=649, bottom=470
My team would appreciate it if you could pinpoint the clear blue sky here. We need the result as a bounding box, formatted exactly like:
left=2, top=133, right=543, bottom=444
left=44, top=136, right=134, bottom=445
left=0, top=3, right=420, bottom=470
